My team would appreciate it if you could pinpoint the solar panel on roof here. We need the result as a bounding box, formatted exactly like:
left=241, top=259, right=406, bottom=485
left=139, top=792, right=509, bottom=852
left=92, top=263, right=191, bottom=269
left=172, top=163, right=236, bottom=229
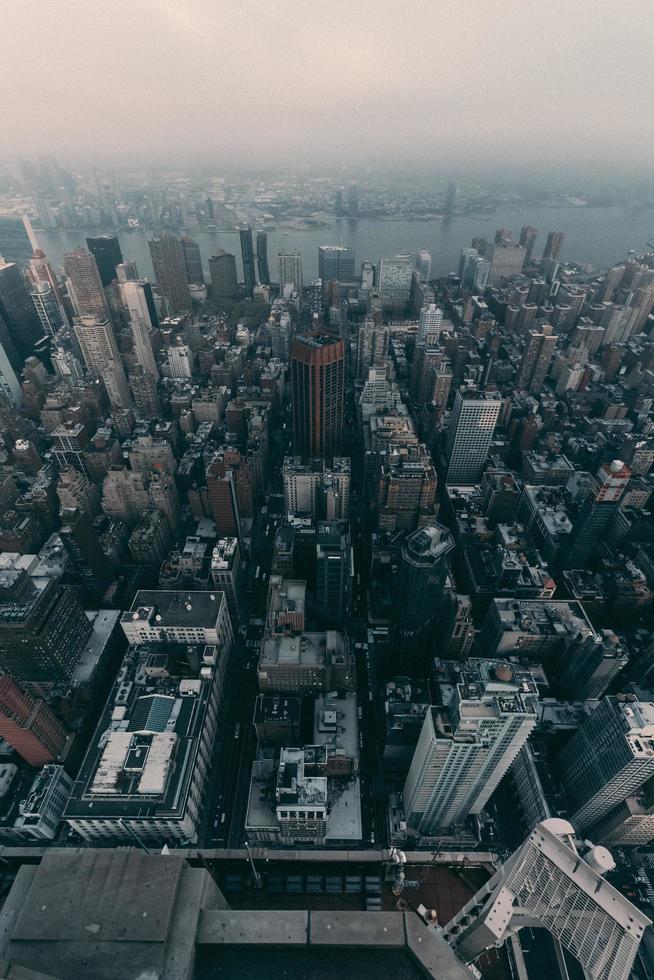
left=128, top=694, right=175, bottom=733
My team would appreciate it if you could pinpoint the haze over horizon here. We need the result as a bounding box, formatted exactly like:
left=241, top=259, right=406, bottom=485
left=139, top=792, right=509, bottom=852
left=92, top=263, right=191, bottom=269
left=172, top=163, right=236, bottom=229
left=4, top=0, right=654, bottom=175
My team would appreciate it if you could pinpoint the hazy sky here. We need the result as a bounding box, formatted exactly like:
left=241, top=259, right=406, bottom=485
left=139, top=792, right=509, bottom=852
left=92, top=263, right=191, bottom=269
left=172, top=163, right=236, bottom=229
left=4, top=0, right=654, bottom=171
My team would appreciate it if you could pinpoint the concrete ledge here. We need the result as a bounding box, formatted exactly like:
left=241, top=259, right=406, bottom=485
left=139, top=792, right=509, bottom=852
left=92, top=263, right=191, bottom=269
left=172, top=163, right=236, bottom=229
left=197, top=910, right=308, bottom=945
left=309, top=912, right=405, bottom=947
left=404, top=915, right=471, bottom=979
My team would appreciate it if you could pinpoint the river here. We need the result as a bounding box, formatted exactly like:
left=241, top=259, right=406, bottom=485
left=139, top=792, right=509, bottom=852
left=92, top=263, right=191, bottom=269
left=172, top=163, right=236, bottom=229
left=36, top=205, right=654, bottom=283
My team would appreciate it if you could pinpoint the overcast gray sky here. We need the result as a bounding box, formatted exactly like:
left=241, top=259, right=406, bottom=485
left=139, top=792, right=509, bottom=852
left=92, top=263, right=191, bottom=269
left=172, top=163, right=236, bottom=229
left=4, top=0, right=654, bottom=171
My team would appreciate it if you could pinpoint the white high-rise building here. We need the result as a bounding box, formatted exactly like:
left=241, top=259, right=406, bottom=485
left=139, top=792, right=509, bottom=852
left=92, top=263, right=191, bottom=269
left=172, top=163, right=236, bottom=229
left=278, top=251, right=303, bottom=295
left=0, top=342, right=21, bottom=406
left=122, top=280, right=159, bottom=379
left=417, top=303, right=444, bottom=343
left=415, top=249, right=432, bottom=282
left=560, top=696, right=654, bottom=832
left=378, top=254, right=413, bottom=308
left=73, top=315, right=120, bottom=375
left=403, top=660, right=537, bottom=836
left=445, top=391, right=501, bottom=485
left=167, top=344, right=194, bottom=378
left=441, top=818, right=650, bottom=980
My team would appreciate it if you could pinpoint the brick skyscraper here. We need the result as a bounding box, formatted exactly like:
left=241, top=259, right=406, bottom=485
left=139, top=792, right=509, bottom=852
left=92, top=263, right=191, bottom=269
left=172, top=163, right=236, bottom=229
left=291, top=333, right=345, bottom=459
left=0, top=676, right=66, bottom=766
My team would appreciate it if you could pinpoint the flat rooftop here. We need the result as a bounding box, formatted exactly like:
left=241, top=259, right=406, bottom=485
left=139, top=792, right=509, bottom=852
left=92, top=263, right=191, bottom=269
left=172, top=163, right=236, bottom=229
left=121, top=590, right=224, bottom=629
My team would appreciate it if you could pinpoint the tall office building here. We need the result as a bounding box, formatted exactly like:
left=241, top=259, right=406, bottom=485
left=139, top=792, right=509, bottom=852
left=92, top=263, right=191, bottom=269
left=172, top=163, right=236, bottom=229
left=486, top=243, right=526, bottom=285
left=239, top=225, right=256, bottom=298
left=395, top=522, right=454, bottom=640
left=63, top=248, right=110, bottom=320
left=0, top=259, right=44, bottom=361
left=403, top=660, right=537, bottom=835
left=291, top=333, right=345, bottom=459
left=59, top=507, right=113, bottom=602
left=519, top=225, right=538, bottom=263
left=442, top=818, right=650, bottom=980
left=30, top=281, right=63, bottom=336
left=415, top=248, right=432, bottom=282
left=564, top=460, right=630, bottom=569
left=318, top=245, right=355, bottom=283
left=116, top=260, right=139, bottom=282
left=378, top=254, right=413, bottom=309
left=279, top=251, right=304, bottom=295
left=86, top=236, right=123, bottom=287
left=256, top=231, right=270, bottom=285
left=0, top=676, right=67, bottom=767
left=0, top=338, right=21, bottom=406
left=445, top=391, right=501, bottom=484
left=315, top=520, right=353, bottom=625
left=122, top=280, right=159, bottom=378
left=148, top=234, right=192, bottom=313
left=560, top=696, right=654, bottom=832
left=208, top=250, right=238, bottom=300
left=73, top=314, right=120, bottom=375
left=129, top=365, right=162, bottom=418
left=543, top=230, right=565, bottom=262
left=206, top=459, right=242, bottom=541
left=417, top=303, right=444, bottom=343
left=180, top=237, right=204, bottom=284
left=516, top=324, right=557, bottom=392
left=0, top=215, right=35, bottom=269
left=0, top=572, right=92, bottom=688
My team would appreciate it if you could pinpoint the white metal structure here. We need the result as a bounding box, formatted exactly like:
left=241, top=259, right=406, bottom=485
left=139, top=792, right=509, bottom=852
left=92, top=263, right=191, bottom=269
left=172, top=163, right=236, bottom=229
left=440, top=819, right=650, bottom=980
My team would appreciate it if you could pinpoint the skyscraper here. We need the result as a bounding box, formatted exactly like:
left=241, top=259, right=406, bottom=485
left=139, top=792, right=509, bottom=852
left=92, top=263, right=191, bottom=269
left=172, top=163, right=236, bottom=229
left=0, top=215, right=35, bottom=269
left=0, top=259, right=44, bottom=361
left=63, top=248, right=110, bottom=320
left=209, top=250, right=238, bottom=300
left=394, top=522, right=454, bottom=641
left=239, top=225, right=256, bottom=298
left=0, top=572, right=92, bottom=688
left=180, top=237, right=204, bottom=284
left=378, top=254, right=413, bottom=309
left=122, top=280, right=160, bottom=378
left=563, top=460, right=630, bottom=569
left=256, top=231, right=270, bottom=285
left=290, top=333, right=345, bottom=459
left=486, top=242, right=526, bottom=284
left=403, top=660, right=537, bottom=835
left=73, top=314, right=121, bottom=375
left=318, top=246, right=355, bottom=283
left=279, top=251, right=304, bottom=295
left=206, top=459, right=241, bottom=541
left=516, top=324, right=557, bottom=391
left=519, top=225, right=538, bottom=263
left=415, top=248, right=432, bottom=282
left=30, top=281, right=63, bottom=336
left=0, top=675, right=67, bottom=767
left=543, top=230, right=565, bottom=262
left=315, top=520, right=352, bottom=625
left=86, top=236, right=123, bottom=288
left=445, top=390, right=501, bottom=484
left=0, top=333, right=21, bottom=406
left=148, top=234, right=192, bottom=313
left=417, top=303, right=444, bottom=343
left=560, top=696, right=654, bottom=832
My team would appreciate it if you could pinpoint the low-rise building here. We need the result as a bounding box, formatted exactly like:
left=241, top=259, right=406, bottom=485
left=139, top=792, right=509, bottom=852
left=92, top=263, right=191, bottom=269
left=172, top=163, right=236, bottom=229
left=64, top=640, right=231, bottom=843
left=257, top=630, right=354, bottom=695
